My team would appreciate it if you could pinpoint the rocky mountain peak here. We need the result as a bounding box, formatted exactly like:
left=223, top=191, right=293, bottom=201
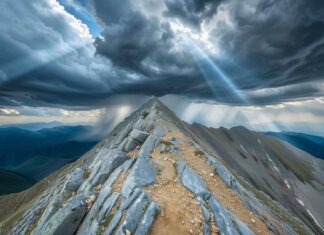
left=0, top=98, right=323, bottom=235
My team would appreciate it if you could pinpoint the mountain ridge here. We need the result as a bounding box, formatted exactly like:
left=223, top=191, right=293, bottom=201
left=266, top=131, right=324, bottom=160
left=0, top=98, right=323, bottom=235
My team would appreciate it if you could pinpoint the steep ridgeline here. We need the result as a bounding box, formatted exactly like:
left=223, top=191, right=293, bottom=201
left=0, top=99, right=323, bottom=235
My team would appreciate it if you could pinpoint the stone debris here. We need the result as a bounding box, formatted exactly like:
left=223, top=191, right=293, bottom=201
left=176, top=160, right=255, bottom=235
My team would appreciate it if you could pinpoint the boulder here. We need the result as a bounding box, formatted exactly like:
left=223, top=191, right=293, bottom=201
left=80, top=150, right=129, bottom=193
left=41, top=194, right=87, bottom=235
left=115, top=192, right=152, bottom=234
left=138, top=127, right=164, bottom=159
left=208, top=196, right=255, bottom=235
left=121, top=157, right=157, bottom=197
left=176, top=160, right=210, bottom=199
left=129, top=129, right=150, bottom=143
left=134, top=202, right=160, bottom=235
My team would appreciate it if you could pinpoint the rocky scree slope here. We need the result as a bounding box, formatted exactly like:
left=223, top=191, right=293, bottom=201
left=0, top=98, right=323, bottom=235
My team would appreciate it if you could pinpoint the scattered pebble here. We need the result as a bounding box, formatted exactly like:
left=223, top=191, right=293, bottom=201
left=86, top=195, right=96, bottom=209
left=211, top=225, right=220, bottom=233
left=95, top=184, right=102, bottom=191
left=125, top=229, right=131, bottom=235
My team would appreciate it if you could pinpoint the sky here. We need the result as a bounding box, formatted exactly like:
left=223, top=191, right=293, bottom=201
left=0, top=0, right=323, bottom=135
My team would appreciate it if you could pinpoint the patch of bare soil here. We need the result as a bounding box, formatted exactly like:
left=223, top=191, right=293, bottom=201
left=112, top=171, right=129, bottom=192
left=127, top=147, right=140, bottom=157
left=147, top=150, right=206, bottom=235
left=153, top=130, right=272, bottom=235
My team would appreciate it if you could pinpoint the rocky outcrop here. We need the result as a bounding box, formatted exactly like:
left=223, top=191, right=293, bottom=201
left=121, top=129, right=149, bottom=152
left=176, top=160, right=255, bottom=235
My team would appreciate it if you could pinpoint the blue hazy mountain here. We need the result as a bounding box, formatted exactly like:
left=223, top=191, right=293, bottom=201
left=0, top=121, right=85, bottom=131
left=0, top=125, right=99, bottom=194
left=266, top=132, right=324, bottom=160
left=0, top=121, right=64, bottom=131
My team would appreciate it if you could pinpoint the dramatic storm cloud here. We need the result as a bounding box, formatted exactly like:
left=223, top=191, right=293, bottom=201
left=0, top=0, right=323, bottom=115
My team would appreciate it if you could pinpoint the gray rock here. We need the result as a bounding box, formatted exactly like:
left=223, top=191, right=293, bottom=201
left=97, top=192, right=120, bottom=224
left=103, top=210, right=123, bottom=235
left=205, top=154, right=238, bottom=190
left=120, top=188, right=142, bottom=210
left=205, top=153, right=291, bottom=234
left=121, top=156, right=157, bottom=197
left=138, top=126, right=164, bottom=159
left=31, top=199, right=62, bottom=234
left=63, top=168, right=84, bottom=198
left=122, top=129, right=149, bottom=152
left=41, top=194, right=87, bottom=235
left=203, top=223, right=211, bottom=235
left=134, top=117, right=154, bottom=132
left=115, top=192, right=151, bottom=234
left=176, top=160, right=254, bottom=235
left=130, top=129, right=150, bottom=143
left=77, top=190, right=120, bottom=235
left=103, top=189, right=143, bottom=235
left=201, top=203, right=211, bottom=223
left=80, top=150, right=129, bottom=193
left=103, top=158, right=136, bottom=191
left=159, top=143, right=167, bottom=153
left=134, top=201, right=160, bottom=235
left=170, top=137, right=180, bottom=146
left=176, top=160, right=210, bottom=199
left=123, top=137, right=142, bottom=152
left=208, top=195, right=255, bottom=235
left=87, top=192, right=120, bottom=235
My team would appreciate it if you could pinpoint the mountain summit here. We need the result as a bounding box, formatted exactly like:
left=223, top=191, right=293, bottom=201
left=0, top=98, right=323, bottom=235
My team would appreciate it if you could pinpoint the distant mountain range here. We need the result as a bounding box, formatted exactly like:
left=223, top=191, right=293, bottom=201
left=266, top=132, right=324, bottom=160
left=0, top=125, right=99, bottom=194
left=0, top=121, right=87, bottom=131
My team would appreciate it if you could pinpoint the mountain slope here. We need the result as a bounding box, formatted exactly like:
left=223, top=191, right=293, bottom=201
left=266, top=132, right=324, bottom=160
left=0, top=126, right=98, bottom=194
left=0, top=99, right=323, bottom=235
left=0, top=125, right=97, bottom=167
left=0, top=169, right=35, bottom=195
left=187, top=124, right=324, bottom=234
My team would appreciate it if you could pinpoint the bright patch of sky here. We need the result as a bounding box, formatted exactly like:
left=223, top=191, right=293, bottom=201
left=58, top=0, right=102, bottom=37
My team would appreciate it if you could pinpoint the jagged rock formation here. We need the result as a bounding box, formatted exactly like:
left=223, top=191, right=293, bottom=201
left=0, top=98, right=323, bottom=235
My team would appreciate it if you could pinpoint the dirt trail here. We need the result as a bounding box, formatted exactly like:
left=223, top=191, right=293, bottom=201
left=148, top=130, right=272, bottom=235
left=147, top=150, right=206, bottom=235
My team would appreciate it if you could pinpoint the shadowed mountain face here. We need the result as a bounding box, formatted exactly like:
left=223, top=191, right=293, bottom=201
left=266, top=132, right=324, bottom=160
left=0, top=169, right=35, bottom=195
left=187, top=124, right=324, bottom=234
left=0, top=126, right=98, bottom=194
left=0, top=99, right=323, bottom=235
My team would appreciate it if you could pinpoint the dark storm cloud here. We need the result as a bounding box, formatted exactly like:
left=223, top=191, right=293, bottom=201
left=210, top=0, right=324, bottom=89
left=0, top=0, right=323, bottom=110
left=164, top=0, right=222, bottom=28
left=95, top=12, right=174, bottom=74
left=91, top=0, right=324, bottom=104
